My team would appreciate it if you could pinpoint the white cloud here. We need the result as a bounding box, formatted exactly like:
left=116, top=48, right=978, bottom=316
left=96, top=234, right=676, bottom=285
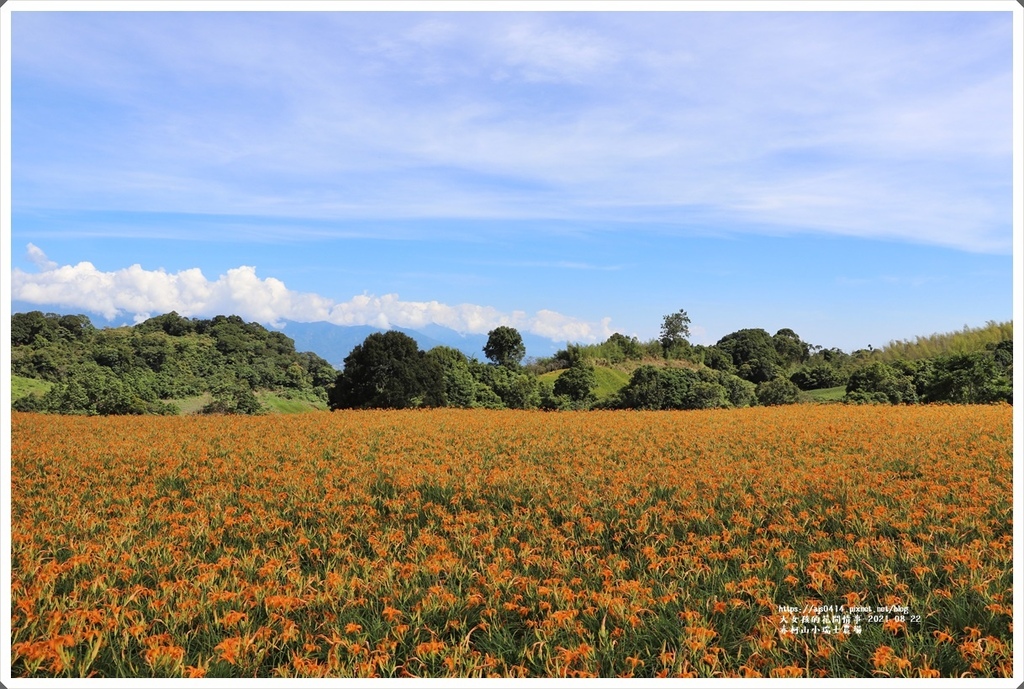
left=11, top=246, right=611, bottom=342
left=26, top=243, right=57, bottom=271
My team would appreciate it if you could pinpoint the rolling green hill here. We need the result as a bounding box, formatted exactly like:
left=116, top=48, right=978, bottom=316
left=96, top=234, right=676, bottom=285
left=539, top=365, right=631, bottom=401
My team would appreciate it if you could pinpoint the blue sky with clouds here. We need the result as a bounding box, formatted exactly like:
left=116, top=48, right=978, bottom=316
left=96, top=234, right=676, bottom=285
left=7, top=7, right=1016, bottom=352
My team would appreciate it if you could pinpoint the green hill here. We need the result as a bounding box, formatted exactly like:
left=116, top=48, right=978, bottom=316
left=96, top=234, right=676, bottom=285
left=11, top=375, right=53, bottom=404
left=540, top=365, right=631, bottom=401
left=11, top=311, right=337, bottom=415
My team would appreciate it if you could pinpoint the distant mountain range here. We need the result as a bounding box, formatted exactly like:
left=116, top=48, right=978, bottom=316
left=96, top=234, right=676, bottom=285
left=271, top=320, right=563, bottom=369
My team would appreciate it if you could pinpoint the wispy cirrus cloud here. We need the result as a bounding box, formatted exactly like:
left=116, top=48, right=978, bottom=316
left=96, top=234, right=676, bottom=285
left=12, top=11, right=1011, bottom=253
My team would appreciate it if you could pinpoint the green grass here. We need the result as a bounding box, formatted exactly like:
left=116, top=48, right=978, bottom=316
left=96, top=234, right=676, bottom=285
left=537, top=370, right=561, bottom=385
left=799, top=385, right=846, bottom=403
left=592, top=366, right=631, bottom=399
left=258, top=391, right=328, bottom=413
left=168, top=394, right=213, bottom=415
left=11, top=375, right=52, bottom=403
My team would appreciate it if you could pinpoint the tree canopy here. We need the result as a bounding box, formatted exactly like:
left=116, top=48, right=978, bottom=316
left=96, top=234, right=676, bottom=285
left=12, top=311, right=335, bottom=415
left=553, top=360, right=598, bottom=406
left=715, top=328, right=782, bottom=383
left=483, top=326, right=526, bottom=368
left=660, top=309, right=691, bottom=357
left=329, top=331, right=444, bottom=410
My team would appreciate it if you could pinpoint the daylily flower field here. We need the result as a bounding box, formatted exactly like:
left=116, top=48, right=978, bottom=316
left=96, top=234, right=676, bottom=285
left=9, top=405, right=1013, bottom=677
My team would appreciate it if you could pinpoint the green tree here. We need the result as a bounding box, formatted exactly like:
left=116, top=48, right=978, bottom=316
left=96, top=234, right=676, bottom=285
left=604, top=333, right=644, bottom=361
left=426, top=346, right=478, bottom=408
left=772, top=328, right=810, bottom=367
left=201, top=374, right=264, bottom=414
left=715, top=328, right=781, bottom=383
left=921, top=352, right=1011, bottom=404
left=790, top=363, right=848, bottom=391
left=702, top=345, right=736, bottom=374
left=56, top=314, right=94, bottom=341
left=616, top=366, right=728, bottom=410
left=11, top=310, right=338, bottom=415
left=329, top=331, right=445, bottom=409
left=717, top=371, right=756, bottom=408
left=660, top=309, right=691, bottom=358
left=42, top=378, right=93, bottom=414
left=615, top=366, right=665, bottom=410
left=483, top=326, right=526, bottom=368
left=845, top=362, right=917, bottom=404
left=553, top=361, right=598, bottom=406
left=11, top=311, right=53, bottom=346
left=295, top=351, right=338, bottom=389
left=137, top=311, right=195, bottom=337
left=755, top=377, right=800, bottom=406
left=471, top=362, right=540, bottom=409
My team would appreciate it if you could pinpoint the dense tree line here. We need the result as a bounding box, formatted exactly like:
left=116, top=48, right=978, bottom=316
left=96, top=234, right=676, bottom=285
left=842, top=343, right=1012, bottom=405
left=12, top=310, right=1013, bottom=414
left=12, top=311, right=336, bottom=415
left=326, top=315, right=803, bottom=412
left=527, top=312, right=1013, bottom=409
left=328, top=328, right=542, bottom=410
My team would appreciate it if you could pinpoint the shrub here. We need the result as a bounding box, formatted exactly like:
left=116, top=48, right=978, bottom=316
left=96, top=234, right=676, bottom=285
left=755, top=377, right=800, bottom=406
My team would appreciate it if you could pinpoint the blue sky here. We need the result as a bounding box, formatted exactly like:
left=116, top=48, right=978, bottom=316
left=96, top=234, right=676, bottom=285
left=6, top=6, right=1017, bottom=353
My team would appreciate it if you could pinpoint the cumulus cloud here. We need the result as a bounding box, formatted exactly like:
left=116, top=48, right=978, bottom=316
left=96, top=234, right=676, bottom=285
left=11, top=246, right=612, bottom=342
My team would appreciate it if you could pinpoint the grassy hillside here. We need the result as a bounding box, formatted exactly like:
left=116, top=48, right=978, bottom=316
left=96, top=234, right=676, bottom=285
left=798, top=385, right=846, bottom=403
left=11, top=375, right=53, bottom=403
left=540, top=365, right=631, bottom=401
left=258, top=391, right=328, bottom=413
left=592, top=366, right=632, bottom=399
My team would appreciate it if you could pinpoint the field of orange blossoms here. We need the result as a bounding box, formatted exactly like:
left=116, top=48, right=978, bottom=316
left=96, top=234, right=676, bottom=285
left=9, top=405, right=1014, bottom=678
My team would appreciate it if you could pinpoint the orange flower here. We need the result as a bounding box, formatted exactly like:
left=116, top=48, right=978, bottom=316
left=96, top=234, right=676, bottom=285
left=221, top=610, right=246, bottom=626
left=9, top=406, right=1013, bottom=679
left=872, top=645, right=895, bottom=669
left=882, top=618, right=907, bottom=635
left=415, top=639, right=445, bottom=656
left=214, top=636, right=243, bottom=666
left=771, top=665, right=804, bottom=678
